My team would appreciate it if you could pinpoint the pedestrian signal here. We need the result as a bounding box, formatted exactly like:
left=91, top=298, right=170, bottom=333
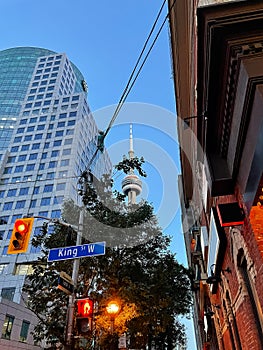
left=77, top=298, right=93, bottom=318
left=7, top=218, right=34, bottom=254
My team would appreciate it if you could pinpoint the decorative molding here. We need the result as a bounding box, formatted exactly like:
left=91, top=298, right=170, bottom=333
left=220, top=40, right=263, bottom=158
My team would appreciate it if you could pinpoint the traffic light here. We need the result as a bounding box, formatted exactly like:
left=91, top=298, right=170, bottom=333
left=76, top=298, right=93, bottom=336
left=97, top=131, right=105, bottom=152
left=7, top=218, right=34, bottom=254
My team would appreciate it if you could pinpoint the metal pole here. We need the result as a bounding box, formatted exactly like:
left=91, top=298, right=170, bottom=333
left=65, top=205, right=84, bottom=349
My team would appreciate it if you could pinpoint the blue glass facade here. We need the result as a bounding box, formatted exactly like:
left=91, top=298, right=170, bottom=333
left=0, top=47, right=86, bottom=151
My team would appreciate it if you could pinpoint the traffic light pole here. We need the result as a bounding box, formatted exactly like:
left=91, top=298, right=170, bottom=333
left=65, top=205, right=84, bottom=349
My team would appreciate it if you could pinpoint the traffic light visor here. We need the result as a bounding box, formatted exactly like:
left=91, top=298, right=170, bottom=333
left=7, top=217, right=34, bottom=254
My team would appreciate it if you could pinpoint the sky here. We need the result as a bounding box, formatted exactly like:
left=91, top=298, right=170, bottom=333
left=0, top=1, right=196, bottom=348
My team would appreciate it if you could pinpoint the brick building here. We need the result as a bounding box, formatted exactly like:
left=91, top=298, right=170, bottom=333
left=168, top=1, right=263, bottom=349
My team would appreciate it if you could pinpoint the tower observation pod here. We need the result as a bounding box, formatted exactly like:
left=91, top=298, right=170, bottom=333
left=121, top=125, right=142, bottom=204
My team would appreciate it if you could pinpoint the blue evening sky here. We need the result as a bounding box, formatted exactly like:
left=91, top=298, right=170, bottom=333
left=0, top=1, right=196, bottom=348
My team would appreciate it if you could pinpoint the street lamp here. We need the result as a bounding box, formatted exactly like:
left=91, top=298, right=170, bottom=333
left=106, top=300, right=120, bottom=334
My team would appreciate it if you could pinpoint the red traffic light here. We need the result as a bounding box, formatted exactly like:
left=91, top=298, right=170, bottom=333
left=7, top=218, right=34, bottom=254
left=77, top=298, right=93, bottom=318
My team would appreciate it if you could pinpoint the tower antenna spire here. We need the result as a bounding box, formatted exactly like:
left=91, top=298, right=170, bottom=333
left=128, top=124, right=135, bottom=173
left=122, top=125, right=142, bottom=204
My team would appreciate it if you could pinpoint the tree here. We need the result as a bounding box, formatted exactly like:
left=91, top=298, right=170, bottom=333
left=23, top=163, right=192, bottom=349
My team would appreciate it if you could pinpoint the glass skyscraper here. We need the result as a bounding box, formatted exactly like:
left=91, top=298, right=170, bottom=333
left=0, top=47, right=111, bottom=347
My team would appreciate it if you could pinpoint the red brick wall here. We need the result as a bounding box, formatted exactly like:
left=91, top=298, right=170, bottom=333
left=208, top=191, right=263, bottom=349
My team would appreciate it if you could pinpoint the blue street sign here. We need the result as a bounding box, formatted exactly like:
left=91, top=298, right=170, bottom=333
left=48, top=242, right=106, bottom=262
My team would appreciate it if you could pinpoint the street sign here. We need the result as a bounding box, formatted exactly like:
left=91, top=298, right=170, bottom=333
left=118, top=335, right=127, bottom=349
left=48, top=242, right=106, bottom=262
left=58, top=271, right=74, bottom=295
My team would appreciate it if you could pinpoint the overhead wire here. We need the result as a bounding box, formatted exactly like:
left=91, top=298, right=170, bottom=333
left=80, top=0, right=177, bottom=178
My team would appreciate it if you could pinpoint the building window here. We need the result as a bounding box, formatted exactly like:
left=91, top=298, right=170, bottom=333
left=29, top=153, right=38, bottom=160
left=34, top=134, right=42, bottom=140
left=7, top=156, right=16, bottom=164
left=55, top=131, right=63, bottom=137
left=37, top=121, right=45, bottom=129
left=3, top=167, right=12, bottom=174
left=39, top=163, right=45, bottom=170
left=21, top=144, right=30, bottom=151
left=56, top=183, right=66, bottom=191
left=30, top=245, right=41, bottom=254
left=3, top=202, right=13, bottom=211
left=20, top=320, right=30, bottom=342
left=53, top=140, right=62, bottom=147
left=12, top=176, right=21, bottom=183
left=30, top=199, right=37, bottom=208
left=61, top=159, right=69, bottom=167
left=15, top=264, right=33, bottom=276
left=51, top=210, right=61, bottom=218
left=47, top=172, right=55, bottom=179
left=58, top=121, right=65, bottom=127
left=24, top=135, right=32, bottom=141
left=19, top=188, right=29, bottom=196
left=1, top=315, right=15, bottom=339
left=33, top=187, right=40, bottom=195
left=18, top=154, right=26, bottom=161
left=38, top=211, right=48, bottom=219
left=32, top=143, right=40, bottom=150
left=14, top=136, right=22, bottom=143
left=48, top=161, right=57, bottom=168
left=53, top=196, right=64, bottom=204
left=62, top=149, right=71, bottom=156
left=1, top=288, right=15, bottom=301
left=0, top=264, right=8, bottom=274
left=11, top=146, right=19, bottom=152
left=7, top=189, right=17, bottom=197
left=51, top=150, right=59, bottom=157
left=58, top=170, right=68, bottom=178
left=15, top=165, right=23, bottom=173
left=26, top=164, right=35, bottom=171
left=0, top=216, right=9, bottom=224
left=68, top=120, right=76, bottom=126
left=44, top=184, right=53, bottom=192
left=15, top=200, right=26, bottom=209
left=29, top=117, right=37, bottom=123
left=69, top=111, right=77, bottom=117
left=23, top=175, right=32, bottom=182
left=40, top=197, right=51, bottom=206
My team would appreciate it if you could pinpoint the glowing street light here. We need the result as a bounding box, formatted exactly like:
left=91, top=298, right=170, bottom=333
left=106, top=300, right=120, bottom=334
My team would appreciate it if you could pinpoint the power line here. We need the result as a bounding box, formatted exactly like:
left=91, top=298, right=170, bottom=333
left=104, top=0, right=168, bottom=137
left=80, top=0, right=175, bottom=178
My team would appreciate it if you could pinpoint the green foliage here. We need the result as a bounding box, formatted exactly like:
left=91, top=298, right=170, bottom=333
left=115, top=155, right=147, bottom=177
left=23, top=161, right=192, bottom=349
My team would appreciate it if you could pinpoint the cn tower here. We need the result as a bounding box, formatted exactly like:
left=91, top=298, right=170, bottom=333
left=121, top=125, right=142, bottom=204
